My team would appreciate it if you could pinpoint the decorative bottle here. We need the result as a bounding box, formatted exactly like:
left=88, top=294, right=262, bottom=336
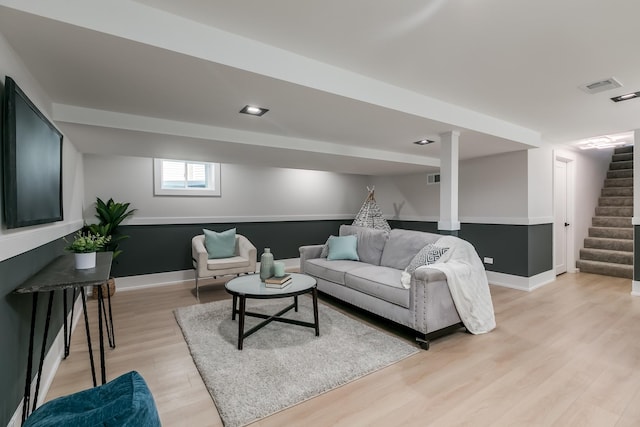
left=259, top=248, right=274, bottom=281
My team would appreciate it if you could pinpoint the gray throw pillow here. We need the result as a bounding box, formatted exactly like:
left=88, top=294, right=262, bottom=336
left=404, top=244, right=449, bottom=275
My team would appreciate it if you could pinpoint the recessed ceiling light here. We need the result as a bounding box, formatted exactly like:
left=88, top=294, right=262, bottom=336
left=414, top=139, right=434, bottom=145
left=611, top=91, right=640, bottom=102
left=240, top=105, right=269, bottom=116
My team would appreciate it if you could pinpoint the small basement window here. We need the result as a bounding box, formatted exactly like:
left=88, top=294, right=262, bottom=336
left=153, top=158, right=221, bottom=196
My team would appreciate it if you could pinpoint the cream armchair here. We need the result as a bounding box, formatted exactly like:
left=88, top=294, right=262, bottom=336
left=192, top=234, right=257, bottom=300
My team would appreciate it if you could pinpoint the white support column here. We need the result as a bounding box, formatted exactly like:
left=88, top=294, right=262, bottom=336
left=438, top=131, right=461, bottom=234
left=632, top=130, right=639, bottom=295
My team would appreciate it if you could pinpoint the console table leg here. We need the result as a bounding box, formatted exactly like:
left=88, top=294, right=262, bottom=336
left=106, top=284, right=115, bottom=348
left=80, top=287, right=97, bottom=387
left=32, top=291, right=55, bottom=412
left=22, top=293, right=39, bottom=424
left=97, top=285, right=106, bottom=384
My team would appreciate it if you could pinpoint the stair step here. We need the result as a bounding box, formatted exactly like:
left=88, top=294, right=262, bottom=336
left=595, top=206, right=633, bottom=217
left=588, top=227, right=633, bottom=239
left=592, top=216, right=633, bottom=228
left=579, top=248, right=634, bottom=265
left=584, top=237, right=633, bottom=252
left=610, top=160, right=633, bottom=170
left=604, top=178, right=633, bottom=188
left=607, top=169, right=633, bottom=179
left=602, top=187, right=633, bottom=196
left=615, top=145, right=634, bottom=155
left=612, top=153, right=633, bottom=162
left=598, top=196, right=633, bottom=206
left=576, top=260, right=633, bottom=279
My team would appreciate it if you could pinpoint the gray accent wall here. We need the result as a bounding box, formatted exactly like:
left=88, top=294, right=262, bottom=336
left=0, top=235, right=75, bottom=426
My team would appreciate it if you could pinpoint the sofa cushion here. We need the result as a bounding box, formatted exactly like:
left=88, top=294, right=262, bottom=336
left=380, top=229, right=440, bottom=270
left=339, top=225, right=389, bottom=265
left=345, top=266, right=409, bottom=308
left=327, top=235, right=359, bottom=261
left=304, top=258, right=367, bottom=286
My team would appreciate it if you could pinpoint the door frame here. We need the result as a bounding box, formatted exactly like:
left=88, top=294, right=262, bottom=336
left=553, top=150, right=576, bottom=274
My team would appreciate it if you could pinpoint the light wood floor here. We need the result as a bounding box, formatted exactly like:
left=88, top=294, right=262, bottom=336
left=46, top=273, right=640, bottom=427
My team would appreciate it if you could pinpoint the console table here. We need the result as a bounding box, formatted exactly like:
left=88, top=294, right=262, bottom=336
left=14, top=252, right=114, bottom=424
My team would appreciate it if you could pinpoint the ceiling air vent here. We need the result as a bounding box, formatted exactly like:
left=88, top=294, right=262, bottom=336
left=579, top=77, right=622, bottom=94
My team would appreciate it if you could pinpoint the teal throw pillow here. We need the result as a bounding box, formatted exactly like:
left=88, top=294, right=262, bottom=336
left=203, top=228, right=236, bottom=259
left=327, top=235, right=359, bottom=261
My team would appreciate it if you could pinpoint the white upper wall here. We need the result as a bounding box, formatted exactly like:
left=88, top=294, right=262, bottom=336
left=82, top=154, right=370, bottom=224
left=0, top=32, right=84, bottom=262
left=527, top=146, right=554, bottom=223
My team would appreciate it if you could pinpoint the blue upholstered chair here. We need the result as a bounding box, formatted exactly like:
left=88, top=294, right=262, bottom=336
left=23, top=371, right=160, bottom=427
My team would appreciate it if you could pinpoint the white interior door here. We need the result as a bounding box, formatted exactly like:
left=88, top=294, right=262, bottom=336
left=554, top=160, right=568, bottom=275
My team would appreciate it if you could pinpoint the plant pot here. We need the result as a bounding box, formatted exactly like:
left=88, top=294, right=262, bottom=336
left=93, top=277, right=116, bottom=299
left=75, top=252, right=96, bottom=269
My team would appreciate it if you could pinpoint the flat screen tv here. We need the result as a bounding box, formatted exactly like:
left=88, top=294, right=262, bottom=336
left=2, top=76, right=63, bottom=229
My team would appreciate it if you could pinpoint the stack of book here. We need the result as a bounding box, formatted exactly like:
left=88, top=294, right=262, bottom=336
left=265, top=274, right=292, bottom=289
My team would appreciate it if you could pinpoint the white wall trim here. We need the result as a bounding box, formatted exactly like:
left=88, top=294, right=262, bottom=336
left=0, top=220, right=84, bottom=263
left=632, top=217, right=640, bottom=226
left=459, top=216, right=554, bottom=225
left=487, top=270, right=556, bottom=292
left=125, top=214, right=355, bottom=226
left=8, top=295, right=83, bottom=427
left=632, top=281, right=640, bottom=297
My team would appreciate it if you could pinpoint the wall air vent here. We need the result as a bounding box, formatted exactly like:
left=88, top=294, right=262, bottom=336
left=579, top=77, right=622, bottom=94
left=427, top=173, right=440, bottom=185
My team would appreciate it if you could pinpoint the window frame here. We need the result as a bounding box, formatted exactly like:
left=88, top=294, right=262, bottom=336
left=153, top=158, right=221, bottom=197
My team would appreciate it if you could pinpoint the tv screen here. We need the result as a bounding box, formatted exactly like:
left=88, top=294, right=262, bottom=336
left=2, top=76, right=63, bottom=229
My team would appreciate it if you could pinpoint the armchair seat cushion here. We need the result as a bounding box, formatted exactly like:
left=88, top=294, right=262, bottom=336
left=206, top=256, right=250, bottom=270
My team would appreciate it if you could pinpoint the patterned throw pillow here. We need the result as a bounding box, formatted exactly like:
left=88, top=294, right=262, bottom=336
left=320, top=236, right=334, bottom=258
left=404, top=244, right=449, bottom=275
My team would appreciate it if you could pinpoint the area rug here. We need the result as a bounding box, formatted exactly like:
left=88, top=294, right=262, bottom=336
left=174, top=296, right=419, bottom=427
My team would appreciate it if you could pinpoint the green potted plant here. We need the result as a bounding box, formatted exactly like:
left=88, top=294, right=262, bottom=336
left=64, top=231, right=111, bottom=269
left=87, top=197, right=136, bottom=296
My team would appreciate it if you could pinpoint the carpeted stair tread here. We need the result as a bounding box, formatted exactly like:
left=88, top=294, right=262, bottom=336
left=595, top=206, right=633, bottom=217
left=592, top=216, right=633, bottom=228
left=612, top=153, right=633, bottom=162
left=615, top=146, right=633, bottom=155
left=610, top=160, right=633, bottom=170
left=576, top=259, right=633, bottom=279
left=579, top=248, right=633, bottom=265
left=598, top=196, right=633, bottom=206
left=607, top=169, right=633, bottom=179
left=604, top=178, right=633, bottom=188
left=584, top=237, right=633, bottom=252
left=601, top=187, right=633, bottom=197
left=588, top=227, right=633, bottom=239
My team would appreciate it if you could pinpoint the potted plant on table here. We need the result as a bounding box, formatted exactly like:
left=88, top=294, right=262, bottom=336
left=87, top=197, right=137, bottom=296
left=64, top=231, right=111, bottom=269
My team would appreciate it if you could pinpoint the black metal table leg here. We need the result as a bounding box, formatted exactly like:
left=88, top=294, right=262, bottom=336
left=232, top=295, right=237, bottom=320
left=100, top=286, right=115, bottom=349
left=80, top=287, right=97, bottom=387
left=32, top=291, right=55, bottom=412
left=64, top=288, right=76, bottom=358
left=238, top=296, right=246, bottom=350
left=22, top=293, right=39, bottom=424
left=97, top=285, right=106, bottom=384
left=294, top=295, right=298, bottom=312
left=106, top=284, right=115, bottom=348
left=63, top=289, right=68, bottom=358
left=312, top=287, right=319, bottom=336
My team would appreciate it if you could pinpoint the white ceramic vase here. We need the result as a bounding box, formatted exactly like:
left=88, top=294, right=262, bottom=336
left=75, top=252, right=96, bottom=269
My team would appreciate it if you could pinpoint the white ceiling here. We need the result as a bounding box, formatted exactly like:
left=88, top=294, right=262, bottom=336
left=1, top=0, right=639, bottom=175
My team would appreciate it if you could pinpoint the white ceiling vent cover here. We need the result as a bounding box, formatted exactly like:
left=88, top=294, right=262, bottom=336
left=579, top=77, right=622, bottom=94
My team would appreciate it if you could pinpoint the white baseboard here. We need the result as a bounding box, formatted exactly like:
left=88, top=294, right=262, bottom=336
left=115, top=258, right=301, bottom=291
left=9, top=295, right=84, bottom=427
left=487, top=270, right=556, bottom=292
left=632, top=281, right=640, bottom=297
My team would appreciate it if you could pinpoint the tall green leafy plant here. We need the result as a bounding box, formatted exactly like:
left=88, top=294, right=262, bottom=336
left=88, top=197, right=136, bottom=259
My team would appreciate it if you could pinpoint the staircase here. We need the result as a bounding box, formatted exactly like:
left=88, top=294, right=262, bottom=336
left=576, top=145, right=634, bottom=278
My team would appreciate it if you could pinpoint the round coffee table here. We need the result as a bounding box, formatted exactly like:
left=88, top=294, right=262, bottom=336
left=225, top=273, right=319, bottom=350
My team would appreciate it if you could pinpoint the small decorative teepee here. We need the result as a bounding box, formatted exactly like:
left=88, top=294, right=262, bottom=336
left=352, top=187, right=391, bottom=231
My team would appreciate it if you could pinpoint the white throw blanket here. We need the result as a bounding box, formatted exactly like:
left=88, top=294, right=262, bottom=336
left=401, top=235, right=496, bottom=334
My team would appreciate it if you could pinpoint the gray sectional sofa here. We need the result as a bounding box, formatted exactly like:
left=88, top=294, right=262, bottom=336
left=299, top=225, right=463, bottom=348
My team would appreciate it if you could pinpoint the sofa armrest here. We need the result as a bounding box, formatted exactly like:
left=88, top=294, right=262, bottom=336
left=410, top=267, right=460, bottom=334
left=299, top=245, right=324, bottom=274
